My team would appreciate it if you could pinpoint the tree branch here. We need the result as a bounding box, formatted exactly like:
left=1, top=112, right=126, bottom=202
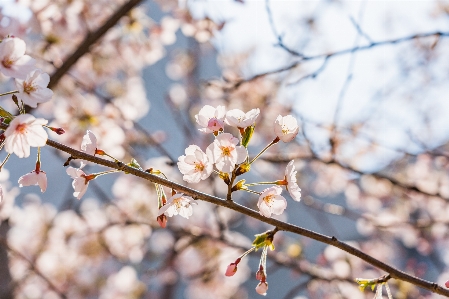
left=48, top=0, right=144, bottom=89
left=44, top=137, right=449, bottom=297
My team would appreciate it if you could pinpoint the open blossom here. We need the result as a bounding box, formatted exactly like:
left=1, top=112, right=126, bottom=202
left=178, top=145, right=213, bottom=183
left=81, top=130, right=98, bottom=155
left=255, top=281, right=268, bottom=296
left=225, top=108, right=260, bottom=129
left=158, top=193, right=194, bottom=219
left=15, top=69, right=53, bottom=107
left=18, top=168, right=47, bottom=192
left=195, top=105, right=226, bottom=134
left=206, top=133, right=247, bottom=173
left=4, top=114, right=48, bottom=158
left=0, top=36, right=36, bottom=79
left=66, top=167, right=92, bottom=199
left=257, top=186, right=287, bottom=217
left=284, top=160, right=301, bottom=201
left=274, top=115, right=299, bottom=142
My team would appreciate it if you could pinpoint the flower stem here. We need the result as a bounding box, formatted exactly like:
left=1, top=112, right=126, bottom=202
left=0, top=153, right=11, bottom=170
left=242, top=188, right=261, bottom=195
left=92, top=169, right=120, bottom=177
left=244, top=181, right=277, bottom=187
left=249, top=138, right=279, bottom=164
left=0, top=90, right=18, bottom=97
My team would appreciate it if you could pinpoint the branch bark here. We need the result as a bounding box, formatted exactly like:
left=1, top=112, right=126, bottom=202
left=45, top=137, right=449, bottom=297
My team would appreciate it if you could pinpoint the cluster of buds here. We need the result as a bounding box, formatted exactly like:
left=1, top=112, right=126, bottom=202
left=225, top=230, right=276, bottom=296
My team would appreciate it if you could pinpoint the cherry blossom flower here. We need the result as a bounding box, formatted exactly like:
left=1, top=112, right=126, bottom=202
left=206, top=133, right=247, bottom=173
left=18, top=165, right=47, bottom=192
left=4, top=114, right=48, bottom=158
left=158, top=193, right=194, bottom=219
left=257, top=186, right=287, bottom=218
left=178, top=145, right=213, bottom=183
left=274, top=115, right=299, bottom=142
left=66, top=167, right=93, bottom=200
left=255, top=281, right=268, bottom=296
left=81, top=130, right=98, bottom=155
left=225, top=108, right=260, bottom=129
left=0, top=36, right=36, bottom=79
left=284, top=160, right=301, bottom=201
left=195, top=105, right=226, bottom=134
left=15, top=69, right=53, bottom=107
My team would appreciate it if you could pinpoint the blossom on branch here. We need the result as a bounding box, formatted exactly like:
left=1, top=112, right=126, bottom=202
left=81, top=130, right=98, bottom=155
left=15, top=69, right=53, bottom=107
left=206, top=133, right=247, bottom=173
left=4, top=114, right=48, bottom=158
left=158, top=193, right=194, bottom=219
left=18, top=167, right=47, bottom=192
left=66, top=167, right=93, bottom=200
left=225, top=108, right=260, bottom=129
left=195, top=105, right=226, bottom=134
left=274, top=115, right=299, bottom=142
left=177, top=144, right=213, bottom=183
left=284, top=160, right=301, bottom=201
left=257, top=186, right=287, bottom=217
left=0, top=36, right=36, bottom=79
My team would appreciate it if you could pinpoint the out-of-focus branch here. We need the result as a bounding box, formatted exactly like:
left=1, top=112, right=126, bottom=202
left=262, top=154, right=449, bottom=201
left=42, top=137, right=449, bottom=297
left=0, top=236, right=67, bottom=299
left=0, top=220, right=12, bottom=299
left=48, top=0, right=145, bottom=89
left=227, top=31, right=449, bottom=90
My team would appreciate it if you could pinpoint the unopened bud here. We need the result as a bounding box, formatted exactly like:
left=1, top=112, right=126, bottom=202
left=235, top=162, right=250, bottom=176
left=157, top=214, right=167, bottom=228
left=48, top=127, right=66, bottom=135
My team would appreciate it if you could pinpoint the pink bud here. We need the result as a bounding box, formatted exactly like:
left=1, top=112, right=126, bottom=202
left=445, top=280, right=449, bottom=288
left=157, top=215, right=167, bottom=228
left=49, top=127, right=65, bottom=135
left=225, top=263, right=238, bottom=276
left=255, top=281, right=268, bottom=296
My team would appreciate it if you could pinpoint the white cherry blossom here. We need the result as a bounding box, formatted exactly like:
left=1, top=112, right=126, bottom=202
left=195, top=105, right=226, bottom=134
left=158, top=193, right=194, bottom=219
left=284, top=160, right=301, bottom=201
left=18, top=169, right=47, bottom=192
left=178, top=145, right=213, bottom=183
left=15, top=69, right=53, bottom=107
left=274, top=115, right=299, bottom=142
left=66, top=167, right=91, bottom=200
left=4, top=114, right=48, bottom=158
left=81, top=130, right=98, bottom=155
left=0, top=36, right=36, bottom=79
left=225, top=108, right=260, bottom=128
left=206, top=133, right=247, bottom=173
left=257, top=186, right=287, bottom=218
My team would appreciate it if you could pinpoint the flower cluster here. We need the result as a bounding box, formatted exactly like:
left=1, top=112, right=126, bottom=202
left=176, top=105, right=301, bottom=220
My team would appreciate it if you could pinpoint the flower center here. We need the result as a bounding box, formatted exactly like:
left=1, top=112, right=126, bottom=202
left=1, top=58, right=13, bottom=69
left=194, top=161, right=205, bottom=172
left=281, top=125, right=289, bottom=135
left=15, top=123, right=27, bottom=134
left=221, top=146, right=233, bottom=157
left=23, top=81, right=37, bottom=94
left=263, top=195, right=274, bottom=207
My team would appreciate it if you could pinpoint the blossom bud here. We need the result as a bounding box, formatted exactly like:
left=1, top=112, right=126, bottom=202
left=48, top=126, right=66, bottom=135
left=255, top=265, right=265, bottom=281
left=225, top=258, right=241, bottom=276
left=157, top=214, right=167, bottom=228
left=235, top=162, right=250, bottom=176
left=446, top=280, right=449, bottom=288
left=255, top=281, right=268, bottom=296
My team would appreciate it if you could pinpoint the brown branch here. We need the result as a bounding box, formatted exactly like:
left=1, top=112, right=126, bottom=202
left=48, top=0, right=144, bottom=89
left=43, top=137, right=449, bottom=297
